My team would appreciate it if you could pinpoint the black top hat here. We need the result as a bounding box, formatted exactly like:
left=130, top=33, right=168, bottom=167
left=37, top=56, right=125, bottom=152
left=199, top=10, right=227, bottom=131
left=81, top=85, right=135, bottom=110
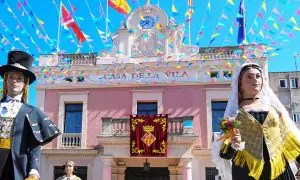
left=0, top=51, right=36, bottom=84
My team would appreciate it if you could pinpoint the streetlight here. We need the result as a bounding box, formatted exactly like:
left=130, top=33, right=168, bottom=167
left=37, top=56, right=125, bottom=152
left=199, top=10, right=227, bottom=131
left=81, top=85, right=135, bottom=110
left=144, top=158, right=150, bottom=172
left=143, top=158, right=150, bottom=180
left=293, top=53, right=300, bottom=72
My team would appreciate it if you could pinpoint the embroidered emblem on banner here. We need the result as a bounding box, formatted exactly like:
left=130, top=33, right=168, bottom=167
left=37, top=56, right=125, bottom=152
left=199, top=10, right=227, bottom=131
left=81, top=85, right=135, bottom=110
left=141, top=125, right=156, bottom=147
left=130, top=115, right=168, bottom=157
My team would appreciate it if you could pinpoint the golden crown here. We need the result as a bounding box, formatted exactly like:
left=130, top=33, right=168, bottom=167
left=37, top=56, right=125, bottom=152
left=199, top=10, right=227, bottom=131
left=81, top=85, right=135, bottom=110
left=143, top=125, right=155, bottom=133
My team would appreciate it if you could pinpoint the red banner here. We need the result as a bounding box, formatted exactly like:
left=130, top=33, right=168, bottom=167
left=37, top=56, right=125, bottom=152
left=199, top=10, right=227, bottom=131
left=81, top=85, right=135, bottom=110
left=130, top=115, right=168, bottom=157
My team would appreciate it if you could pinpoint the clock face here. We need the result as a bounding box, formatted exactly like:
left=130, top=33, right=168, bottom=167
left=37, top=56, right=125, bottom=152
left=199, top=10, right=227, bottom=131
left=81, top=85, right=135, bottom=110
left=139, top=16, right=156, bottom=30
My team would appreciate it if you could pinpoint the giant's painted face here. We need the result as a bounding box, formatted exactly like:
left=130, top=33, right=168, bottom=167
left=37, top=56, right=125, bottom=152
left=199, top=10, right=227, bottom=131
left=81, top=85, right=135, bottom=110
left=6, top=71, right=25, bottom=97
left=239, top=68, right=263, bottom=99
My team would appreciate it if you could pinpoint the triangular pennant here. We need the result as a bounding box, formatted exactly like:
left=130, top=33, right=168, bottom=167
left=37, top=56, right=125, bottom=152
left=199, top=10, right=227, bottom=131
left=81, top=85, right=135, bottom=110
left=262, top=1, right=266, bottom=12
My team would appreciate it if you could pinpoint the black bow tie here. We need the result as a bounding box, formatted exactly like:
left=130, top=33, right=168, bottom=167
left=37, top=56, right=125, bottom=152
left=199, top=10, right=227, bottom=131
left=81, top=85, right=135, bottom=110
left=6, top=98, right=21, bottom=103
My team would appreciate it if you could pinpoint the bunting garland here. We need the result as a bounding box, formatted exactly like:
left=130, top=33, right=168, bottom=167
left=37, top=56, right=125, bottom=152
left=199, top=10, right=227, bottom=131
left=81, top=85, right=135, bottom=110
left=258, top=3, right=299, bottom=46
left=16, top=0, right=57, bottom=52
left=84, top=0, right=112, bottom=49
left=0, top=19, right=25, bottom=51
left=51, top=0, right=82, bottom=53
left=3, top=1, right=42, bottom=52
left=0, top=0, right=299, bottom=74
left=250, top=0, right=289, bottom=44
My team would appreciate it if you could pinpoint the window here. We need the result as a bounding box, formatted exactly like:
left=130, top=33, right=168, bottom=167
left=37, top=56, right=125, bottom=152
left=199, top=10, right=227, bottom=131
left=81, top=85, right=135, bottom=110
left=290, top=78, right=298, bottom=88
left=137, top=102, right=157, bottom=115
left=54, top=166, right=87, bottom=180
left=205, top=167, right=219, bottom=180
left=210, top=72, right=218, bottom=78
left=279, top=79, right=287, bottom=88
left=64, top=104, right=83, bottom=133
left=183, top=118, right=193, bottom=128
left=223, top=71, right=232, bottom=78
left=77, top=76, right=85, bottom=82
left=212, top=101, right=228, bottom=132
left=294, top=113, right=300, bottom=123
left=65, top=77, right=73, bottom=82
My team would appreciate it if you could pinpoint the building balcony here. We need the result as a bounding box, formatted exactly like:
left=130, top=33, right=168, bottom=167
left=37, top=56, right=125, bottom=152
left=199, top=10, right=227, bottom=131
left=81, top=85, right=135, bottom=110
left=97, top=116, right=198, bottom=158
left=100, top=117, right=194, bottom=137
left=61, top=133, right=82, bottom=148
left=58, top=53, right=97, bottom=66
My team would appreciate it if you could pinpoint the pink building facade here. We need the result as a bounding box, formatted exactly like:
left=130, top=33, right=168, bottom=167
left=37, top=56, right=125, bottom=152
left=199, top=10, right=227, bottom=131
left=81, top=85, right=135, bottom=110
left=36, top=3, right=268, bottom=180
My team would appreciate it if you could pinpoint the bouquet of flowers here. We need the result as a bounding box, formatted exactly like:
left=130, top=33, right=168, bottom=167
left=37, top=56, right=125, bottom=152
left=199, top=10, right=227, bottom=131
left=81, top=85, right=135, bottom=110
left=217, top=117, right=240, bottom=143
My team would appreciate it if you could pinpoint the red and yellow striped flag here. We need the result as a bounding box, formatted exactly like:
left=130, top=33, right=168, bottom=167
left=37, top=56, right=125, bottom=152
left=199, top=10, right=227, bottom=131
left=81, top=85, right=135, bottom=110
left=187, top=0, right=193, bottom=7
left=108, top=0, right=131, bottom=15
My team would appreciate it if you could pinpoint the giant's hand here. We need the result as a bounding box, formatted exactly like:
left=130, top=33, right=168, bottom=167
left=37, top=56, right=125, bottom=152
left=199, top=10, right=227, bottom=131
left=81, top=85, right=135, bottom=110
left=25, top=174, right=39, bottom=180
left=230, top=129, right=245, bottom=151
left=231, top=129, right=241, bottom=145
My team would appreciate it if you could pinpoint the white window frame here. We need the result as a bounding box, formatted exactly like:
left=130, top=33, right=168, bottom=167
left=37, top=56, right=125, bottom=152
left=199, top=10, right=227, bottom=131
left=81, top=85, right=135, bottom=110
left=206, top=88, right=230, bottom=148
left=132, top=90, right=163, bottom=115
left=294, top=113, right=300, bottom=123
left=58, top=91, right=89, bottom=148
left=43, top=157, right=93, bottom=180
left=290, top=78, right=298, bottom=89
left=279, top=79, right=287, bottom=88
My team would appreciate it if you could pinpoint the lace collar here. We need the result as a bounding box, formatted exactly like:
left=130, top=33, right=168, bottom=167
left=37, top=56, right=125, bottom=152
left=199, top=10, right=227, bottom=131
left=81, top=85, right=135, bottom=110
left=242, top=105, right=270, bottom=112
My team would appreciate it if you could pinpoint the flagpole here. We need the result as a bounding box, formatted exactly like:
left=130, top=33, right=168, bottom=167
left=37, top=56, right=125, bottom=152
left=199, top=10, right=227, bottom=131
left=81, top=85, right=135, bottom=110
left=57, top=1, right=62, bottom=53
left=242, top=0, right=246, bottom=43
left=188, top=20, right=191, bottom=45
left=106, top=0, right=108, bottom=41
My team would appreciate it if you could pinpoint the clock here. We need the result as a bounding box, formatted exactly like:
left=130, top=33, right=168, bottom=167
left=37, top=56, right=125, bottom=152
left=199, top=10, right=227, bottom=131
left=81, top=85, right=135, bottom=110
left=126, top=3, right=168, bottom=33
left=139, top=16, right=156, bottom=30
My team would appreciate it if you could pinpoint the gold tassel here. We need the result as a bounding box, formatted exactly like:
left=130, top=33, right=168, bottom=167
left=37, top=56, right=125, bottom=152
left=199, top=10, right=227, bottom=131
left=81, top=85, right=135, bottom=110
left=282, top=132, right=300, bottom=161
left=270, top=152, right=286, bottom=179
left=21, top=78, right=29, bottom=103
left=220, top=141, right=230, bottom=154
left=265, top=131, right=300, bottom=179
left=233, top=150, right=264, bottom=180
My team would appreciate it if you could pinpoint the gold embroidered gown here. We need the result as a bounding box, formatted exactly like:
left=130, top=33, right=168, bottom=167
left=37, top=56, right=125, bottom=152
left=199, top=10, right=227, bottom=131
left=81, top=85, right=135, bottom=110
left=220, top=106, right=300, bottom=180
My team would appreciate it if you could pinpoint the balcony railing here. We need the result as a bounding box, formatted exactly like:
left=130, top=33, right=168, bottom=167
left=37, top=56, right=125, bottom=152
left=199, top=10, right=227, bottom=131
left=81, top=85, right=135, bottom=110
left=61, top=133, right=81, bottom=148
left=101, top=117, right=193, bottom=136
left=58, top=53, right=97, bottom=66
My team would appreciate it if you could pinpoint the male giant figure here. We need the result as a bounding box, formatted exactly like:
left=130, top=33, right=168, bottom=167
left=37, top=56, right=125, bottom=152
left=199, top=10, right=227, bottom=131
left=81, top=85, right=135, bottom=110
left=0, top=51, right=61, bottom=180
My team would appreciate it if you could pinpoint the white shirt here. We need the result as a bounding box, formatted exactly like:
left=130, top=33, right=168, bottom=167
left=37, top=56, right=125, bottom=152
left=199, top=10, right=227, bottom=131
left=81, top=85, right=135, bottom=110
left=1, top=94, right=23, bottom=117
left=56, top=175, right=81, bottom=180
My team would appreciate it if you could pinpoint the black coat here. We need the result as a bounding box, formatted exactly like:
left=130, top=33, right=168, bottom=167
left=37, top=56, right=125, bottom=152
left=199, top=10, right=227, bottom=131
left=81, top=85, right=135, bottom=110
left=1, top=98, right=61, bottom=179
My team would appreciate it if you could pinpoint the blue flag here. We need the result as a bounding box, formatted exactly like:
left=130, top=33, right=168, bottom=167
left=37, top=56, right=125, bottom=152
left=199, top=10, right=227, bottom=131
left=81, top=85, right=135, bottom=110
left=237, top=0, right=245, bottom=44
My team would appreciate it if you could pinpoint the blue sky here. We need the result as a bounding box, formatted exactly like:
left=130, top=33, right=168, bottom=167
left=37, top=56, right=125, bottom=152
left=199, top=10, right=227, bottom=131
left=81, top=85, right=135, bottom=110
left=0, top=0, right=300, bottom=105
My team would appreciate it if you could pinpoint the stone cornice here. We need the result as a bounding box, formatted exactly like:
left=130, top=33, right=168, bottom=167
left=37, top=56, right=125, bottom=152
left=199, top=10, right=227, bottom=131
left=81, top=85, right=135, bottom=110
left=191, top=148, right=212, bottom=160
left=36, top=81, right=231, bottom=90
left=42, top=149, right=99, bottom=157
left=57, top=91, right=89, bottom=95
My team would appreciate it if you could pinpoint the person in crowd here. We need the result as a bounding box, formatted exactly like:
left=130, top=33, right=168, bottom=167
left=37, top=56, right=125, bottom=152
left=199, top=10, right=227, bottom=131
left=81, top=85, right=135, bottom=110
left=56, top=161, right=81, bottom=180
